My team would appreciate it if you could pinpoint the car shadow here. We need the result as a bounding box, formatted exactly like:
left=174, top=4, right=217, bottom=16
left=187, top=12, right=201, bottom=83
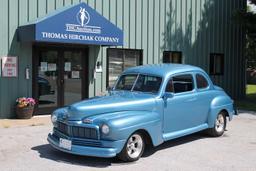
left=142, top=131, right=209, bottom=157
left=31, top=132, right=214, bottom=167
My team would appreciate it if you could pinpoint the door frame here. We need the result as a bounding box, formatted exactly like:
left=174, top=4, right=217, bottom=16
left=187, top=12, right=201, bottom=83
left=32, top=43, right=89, bottom=115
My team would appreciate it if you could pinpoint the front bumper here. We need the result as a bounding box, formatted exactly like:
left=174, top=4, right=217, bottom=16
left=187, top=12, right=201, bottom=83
left=47, top=132, right=126, bottom=158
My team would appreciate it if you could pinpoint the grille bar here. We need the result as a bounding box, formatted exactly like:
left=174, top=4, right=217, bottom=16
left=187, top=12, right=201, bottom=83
left=56, top=121, right=98, bottom=140
left=53, top=129, right=102, bottom=147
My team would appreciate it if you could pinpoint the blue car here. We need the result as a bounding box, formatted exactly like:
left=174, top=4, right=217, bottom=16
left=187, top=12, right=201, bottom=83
left=48, top=64, right=237, bottom=162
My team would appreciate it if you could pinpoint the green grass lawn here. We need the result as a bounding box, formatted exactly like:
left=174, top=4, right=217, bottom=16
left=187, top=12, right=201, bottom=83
left=236, top=84, right=256, bottom=112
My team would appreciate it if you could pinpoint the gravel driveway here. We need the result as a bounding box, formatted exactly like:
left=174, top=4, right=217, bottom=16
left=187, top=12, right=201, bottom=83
left=0, top=112, right=256, bottom=171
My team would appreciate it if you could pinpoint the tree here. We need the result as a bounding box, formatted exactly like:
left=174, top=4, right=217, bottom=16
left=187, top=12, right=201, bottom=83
left=234, top=0, right=256, bottom=62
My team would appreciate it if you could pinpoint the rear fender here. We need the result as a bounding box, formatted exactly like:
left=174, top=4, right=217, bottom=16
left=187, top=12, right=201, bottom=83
left=208, top=96, right=234, bottom=128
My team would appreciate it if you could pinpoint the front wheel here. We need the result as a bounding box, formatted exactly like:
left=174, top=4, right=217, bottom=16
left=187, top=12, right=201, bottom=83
left=208, top=112, right=227, bottom=137
left=118, top=132, right=145, bottom=162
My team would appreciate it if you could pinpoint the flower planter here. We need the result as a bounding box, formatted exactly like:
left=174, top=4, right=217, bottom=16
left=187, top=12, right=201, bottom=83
left=16, top=106, right=34, bottom=119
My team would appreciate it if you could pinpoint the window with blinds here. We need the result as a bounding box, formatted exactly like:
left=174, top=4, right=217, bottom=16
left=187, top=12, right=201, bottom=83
left=107, top=48, right=143, bottom=87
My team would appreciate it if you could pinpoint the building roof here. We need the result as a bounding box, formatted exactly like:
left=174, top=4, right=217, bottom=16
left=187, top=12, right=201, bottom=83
left=123, top=64, right=204, bottom=77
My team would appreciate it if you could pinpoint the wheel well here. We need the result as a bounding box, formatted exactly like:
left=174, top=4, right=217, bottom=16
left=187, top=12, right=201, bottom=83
left=220, top=109, right=229, bottom=118
left=136, top=129, right=153, bottom=148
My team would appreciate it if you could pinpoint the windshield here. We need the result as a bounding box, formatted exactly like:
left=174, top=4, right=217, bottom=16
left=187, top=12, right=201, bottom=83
left=114, top=74, right=162, bottom=93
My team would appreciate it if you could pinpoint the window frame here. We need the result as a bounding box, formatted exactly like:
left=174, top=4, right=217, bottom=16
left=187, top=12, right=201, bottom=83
left=165, top=73, right=195, bottom=95
left=163, top=51, right=182, bottom=64
left=195, top=73, right=210, bottom=90
left=113, top=73, right=163, bottom=95
left=106, top=48, right=143, bottom=88
left=209, top=53, right=224, bottom=75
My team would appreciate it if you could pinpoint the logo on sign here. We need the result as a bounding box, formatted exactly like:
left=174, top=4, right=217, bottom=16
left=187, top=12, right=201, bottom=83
left=77, top=7, right=90, bottom=26
left=66, top=6, right=101, bottom=34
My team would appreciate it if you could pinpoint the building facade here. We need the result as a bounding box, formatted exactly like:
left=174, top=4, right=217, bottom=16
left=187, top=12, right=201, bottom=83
left=0, top=0, right=246, bottom=118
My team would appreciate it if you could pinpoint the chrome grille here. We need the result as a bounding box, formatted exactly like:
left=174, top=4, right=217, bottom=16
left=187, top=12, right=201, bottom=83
left=57, top=122, right=69, bottom=135
left=72, top=126, right=98, bottom=139
left=56, top=121, right=98, bottom=140
left=53, top=129, right=102, bottom=147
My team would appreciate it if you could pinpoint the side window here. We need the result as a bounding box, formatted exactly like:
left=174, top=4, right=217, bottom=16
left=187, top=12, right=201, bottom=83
left=165, top=79, right=174, bottom=93
left=196, top=74, right=209, bottom=89
left=172, top=74, right=194, bottom=93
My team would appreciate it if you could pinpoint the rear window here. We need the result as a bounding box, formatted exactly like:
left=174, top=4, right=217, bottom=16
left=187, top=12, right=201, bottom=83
left=196, top=74, right=209, bottom=89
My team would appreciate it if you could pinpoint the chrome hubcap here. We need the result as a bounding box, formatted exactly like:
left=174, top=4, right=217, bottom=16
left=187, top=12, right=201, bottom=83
left=215, top=114, right=225, bottom=132
left=127, top=134, right=143, bottom=159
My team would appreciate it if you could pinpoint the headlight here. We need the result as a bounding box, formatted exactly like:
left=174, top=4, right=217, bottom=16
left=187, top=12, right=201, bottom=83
left=51, top=114, right=58, bottom=127
left=101, top=124, right=110, bottom=134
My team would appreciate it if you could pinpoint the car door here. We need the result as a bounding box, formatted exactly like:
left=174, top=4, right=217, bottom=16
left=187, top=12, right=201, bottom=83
left=163, top=73, right=201, bottom=134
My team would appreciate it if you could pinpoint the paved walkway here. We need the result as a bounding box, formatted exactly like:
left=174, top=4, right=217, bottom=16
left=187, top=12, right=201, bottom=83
left=0, top=112, right=256, bottom=171
left=0, top=115, right=51, bottom=128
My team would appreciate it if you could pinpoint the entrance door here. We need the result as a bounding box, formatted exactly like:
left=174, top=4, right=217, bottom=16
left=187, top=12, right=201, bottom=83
left=33, top=46, right=88, bottom=114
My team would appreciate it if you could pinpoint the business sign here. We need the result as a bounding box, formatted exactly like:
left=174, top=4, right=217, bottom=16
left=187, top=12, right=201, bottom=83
left=19, top=2, right=123, bottom=46
left=1, top=56, right=18, bottom=77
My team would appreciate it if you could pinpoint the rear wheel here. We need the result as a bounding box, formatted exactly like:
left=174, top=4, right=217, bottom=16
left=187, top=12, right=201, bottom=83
left=118, top=132, right=145, bottom=162
left=208, top=112, right=227, bottom=137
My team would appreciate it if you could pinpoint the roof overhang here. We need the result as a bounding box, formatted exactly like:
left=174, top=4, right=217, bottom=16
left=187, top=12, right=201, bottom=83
left=18, top=2, right=123, bottom=46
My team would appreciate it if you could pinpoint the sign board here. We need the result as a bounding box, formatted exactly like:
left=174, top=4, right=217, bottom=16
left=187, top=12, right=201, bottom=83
left=48, top=63, right=57, bottom=71
left=18, top=2, right=123, bottom=46
left=40, top=62, right=48, bottom=71
left=72, top=71, right=80, bottom=79
left=1, top=56, right=18, bottom=77
left=65, top=62, right=71, bottom=71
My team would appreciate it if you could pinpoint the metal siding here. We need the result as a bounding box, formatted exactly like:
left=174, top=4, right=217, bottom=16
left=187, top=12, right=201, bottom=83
left=38, top=0, right=47, bottom=17
left=0, top=0, right=246, bottom=118
left=0, top=0, right=9, bottom=118
left=136, top=0, right=142, bottom=49
left=130, top=0, right=136, bottom=50
left=28, top=0, right=37, bottom=20
left=47, top=0, right=56, bottom=13
left=159, top=0, right=165, bottom=62
left=154, top=0, right=160, bottom=64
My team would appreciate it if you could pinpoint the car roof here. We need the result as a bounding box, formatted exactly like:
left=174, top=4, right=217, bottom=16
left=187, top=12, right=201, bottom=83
left=123, top=64, right=205, bottom=77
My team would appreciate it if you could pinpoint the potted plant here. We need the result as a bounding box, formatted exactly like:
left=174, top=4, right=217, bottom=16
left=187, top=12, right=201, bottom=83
left=16, top=97, right=36, bottom=119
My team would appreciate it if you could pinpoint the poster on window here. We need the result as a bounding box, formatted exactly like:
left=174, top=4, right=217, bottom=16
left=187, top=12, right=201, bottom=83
left=71, top=71, right=80, bottom=79
left=1, top=56, right=18, bottom=77
left=64, top=62, right=71, bottom=71
left=48, top=63, right=56, bottom=71
left=40, top=62, right=48, bottom=71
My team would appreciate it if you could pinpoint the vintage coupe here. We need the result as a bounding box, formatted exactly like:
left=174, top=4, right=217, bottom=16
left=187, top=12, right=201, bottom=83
left=48, top=64, right=236, bottom=162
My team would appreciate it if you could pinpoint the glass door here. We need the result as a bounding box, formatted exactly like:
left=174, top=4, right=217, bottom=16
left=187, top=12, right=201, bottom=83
left=33, top=46, right=88, bottom=115
left=63, top=51, right=83, bottom=106
left=37, top=50, right=59, bottom=112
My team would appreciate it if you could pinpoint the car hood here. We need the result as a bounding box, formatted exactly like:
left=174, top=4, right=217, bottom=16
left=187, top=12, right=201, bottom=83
left=65, top=91, right=157, bottom=120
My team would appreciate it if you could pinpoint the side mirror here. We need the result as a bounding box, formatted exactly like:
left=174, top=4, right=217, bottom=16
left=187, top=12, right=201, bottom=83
left=163, top=92, right=174, bottom=100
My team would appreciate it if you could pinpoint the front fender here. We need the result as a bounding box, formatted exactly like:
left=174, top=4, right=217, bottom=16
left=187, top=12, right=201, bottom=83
left=208, top=95, right=234, bottom=128
left=92, top=111, right=163, bottom=147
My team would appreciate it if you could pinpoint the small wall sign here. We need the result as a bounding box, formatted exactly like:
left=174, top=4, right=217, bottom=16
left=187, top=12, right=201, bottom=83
left=1, top=56, right=18, bottom=77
